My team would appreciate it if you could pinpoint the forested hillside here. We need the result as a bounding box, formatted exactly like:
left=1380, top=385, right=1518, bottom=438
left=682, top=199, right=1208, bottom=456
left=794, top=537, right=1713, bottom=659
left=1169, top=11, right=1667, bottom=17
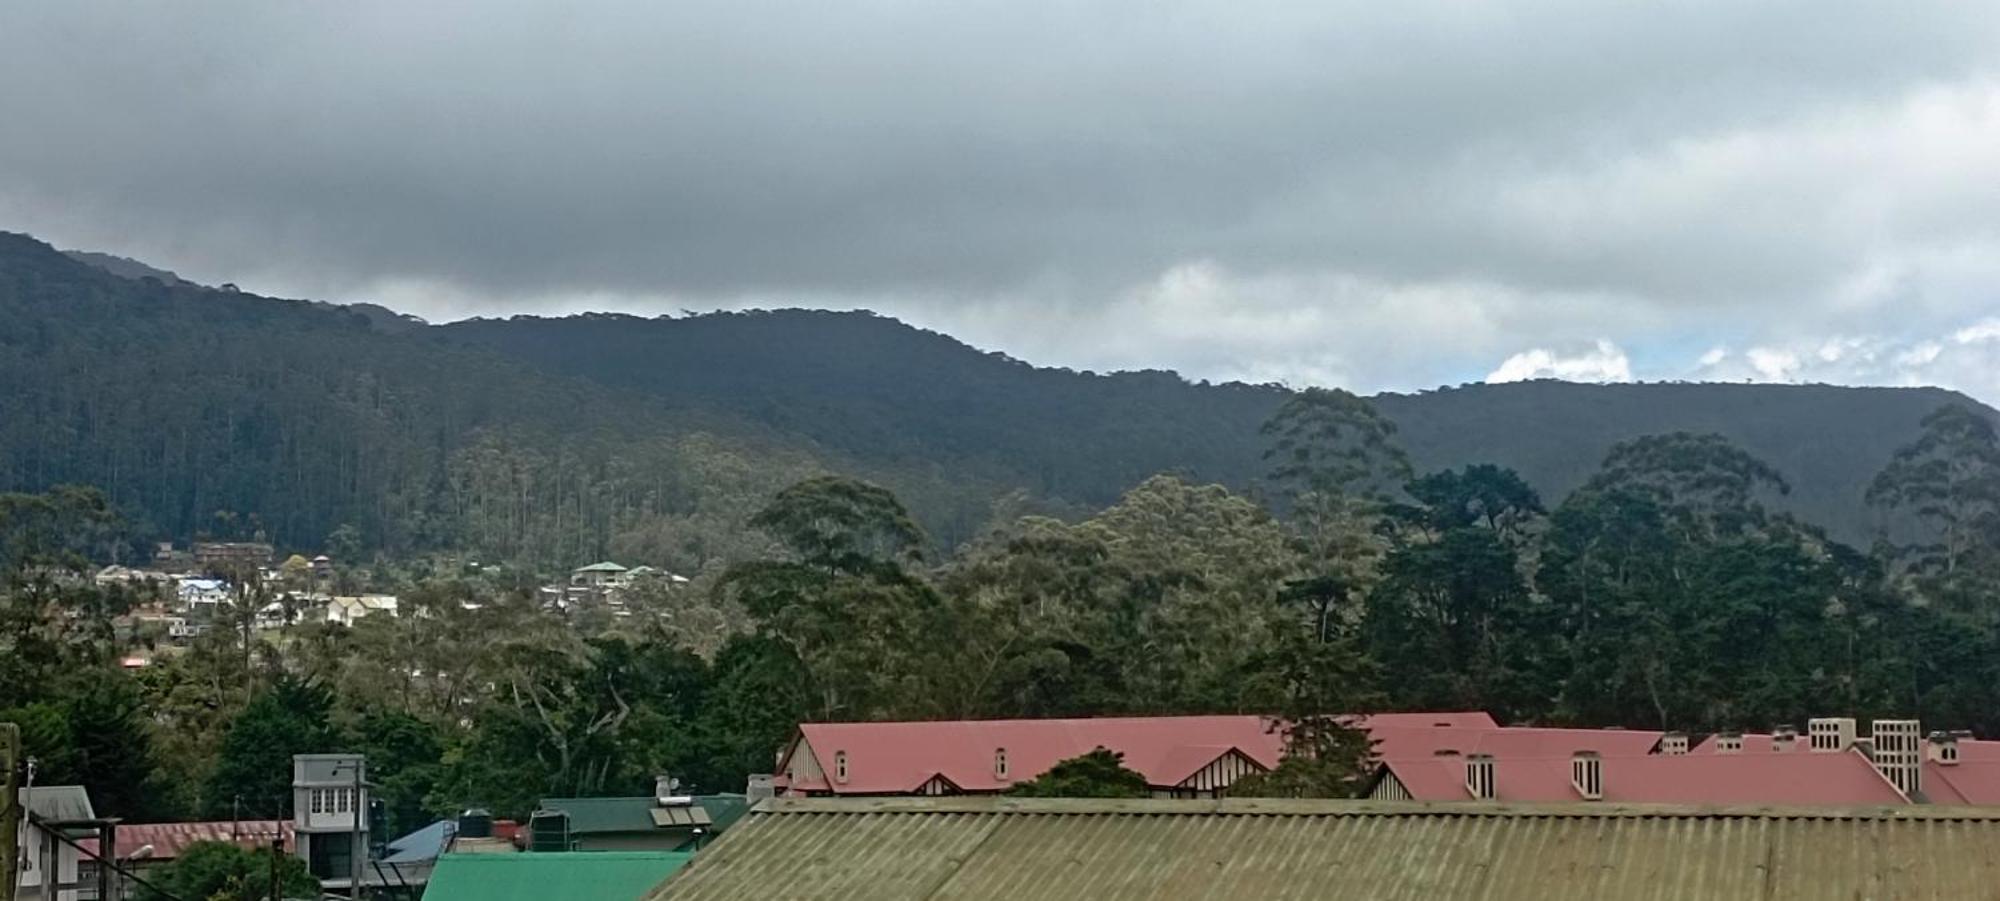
left=7, top=230, right=1990, bottom=566
left=443, top=311, right=1986, bottom=544
left=0, top=233, right=832, bottom=573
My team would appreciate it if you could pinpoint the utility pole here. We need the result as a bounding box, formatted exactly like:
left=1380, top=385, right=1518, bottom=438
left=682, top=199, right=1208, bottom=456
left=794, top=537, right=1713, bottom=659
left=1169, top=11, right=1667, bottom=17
left=2, top=723, right=19, bottom=901
left=267, top=837, right=281, bottom=901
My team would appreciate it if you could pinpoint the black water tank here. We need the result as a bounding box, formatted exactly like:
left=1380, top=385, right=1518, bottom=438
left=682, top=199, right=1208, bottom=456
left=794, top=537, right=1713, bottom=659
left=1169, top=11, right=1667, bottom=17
left=458, top=808, right=495, bottom=839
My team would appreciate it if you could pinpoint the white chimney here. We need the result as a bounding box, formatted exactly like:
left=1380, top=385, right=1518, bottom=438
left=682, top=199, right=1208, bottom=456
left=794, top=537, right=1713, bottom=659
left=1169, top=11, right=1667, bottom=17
left=1928, top=732, right=1960, bottom=767
left=1808, top=717, right=1856, bottom=752
left=1772, top=726, right=1798, bottom=752
left=1872, top=720, right=1922, bottom=797
left=1570, top=752, right=1603, bottom=801
left=1465, top=754, right=1496, bottom=801
left=1659, top=732, right=1689, bottom=756
left=1715, top=731, right=1743, bottom=754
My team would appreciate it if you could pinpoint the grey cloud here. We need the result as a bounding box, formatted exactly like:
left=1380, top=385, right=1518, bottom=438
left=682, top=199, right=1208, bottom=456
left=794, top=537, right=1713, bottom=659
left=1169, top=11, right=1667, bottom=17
left=2, top=1, right=1998, bottom=397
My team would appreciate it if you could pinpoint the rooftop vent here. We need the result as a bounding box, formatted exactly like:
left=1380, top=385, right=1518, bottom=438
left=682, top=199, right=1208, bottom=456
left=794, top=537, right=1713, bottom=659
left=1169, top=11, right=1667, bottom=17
left=1715, top=731, right=1743, bottom=754
left=1928, top=731, right=1960, bottom=767
left=1809, top=717, right=1857, bottom=752
left=1465, top=754, right=1496, bottom=801
left=1659, top=732, right=1689, bottom=756
left=1570, top=752, right=1603, bottom=801
left=745, top=774, right=776, bottom=804
left=1772, top=725, right=1799, bottom=752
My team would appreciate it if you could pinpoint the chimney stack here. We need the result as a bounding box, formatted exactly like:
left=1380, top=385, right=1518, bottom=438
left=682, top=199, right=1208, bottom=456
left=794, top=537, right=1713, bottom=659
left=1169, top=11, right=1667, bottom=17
left=1871, top=720, right=1922, bottom=798
left=1808, top=717, right=1857, bottom=752
left=1659, top=732, right=1689, bottom=756
left=656, top=774, right=692, bottom=806
left=1772, top=725, right=1798, bottom=752
left=1464, top=754, right=1496, bottom=801
left=1715, top=731, right=1743, bottom=754
left=1928, top=731, right=1960, bottom=767
left=1570, top=752, right=1603, bottom=801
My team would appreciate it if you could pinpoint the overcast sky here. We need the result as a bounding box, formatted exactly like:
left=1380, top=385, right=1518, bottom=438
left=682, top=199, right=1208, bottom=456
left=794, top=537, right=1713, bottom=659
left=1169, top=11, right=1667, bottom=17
left=4, top=2, right=1999, bottom=401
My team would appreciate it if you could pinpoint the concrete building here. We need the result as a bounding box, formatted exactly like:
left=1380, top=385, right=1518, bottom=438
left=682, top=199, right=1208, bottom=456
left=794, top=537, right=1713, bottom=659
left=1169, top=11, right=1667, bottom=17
left=16, top=785, right=95, bottom=901
left=192, top=541, right=273, bottom=573
left=291, top=754, right=370, bottom=895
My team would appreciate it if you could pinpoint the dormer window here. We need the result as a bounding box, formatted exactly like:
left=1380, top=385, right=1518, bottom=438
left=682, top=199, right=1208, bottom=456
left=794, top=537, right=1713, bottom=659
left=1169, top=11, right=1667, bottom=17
left=995, top=748, right=1009, bottom=780
left=834, top=750, right=849, bottom=783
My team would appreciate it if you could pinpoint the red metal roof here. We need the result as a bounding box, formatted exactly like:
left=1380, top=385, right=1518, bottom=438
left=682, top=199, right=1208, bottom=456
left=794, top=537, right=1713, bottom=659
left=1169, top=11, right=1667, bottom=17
left=1381, top=751, right=1908, bottom=805
left=787, top=716, right=1285, bottom=794
left=1370, top=725, right=1662, bottom=760
left=1925, top=760, right=2000, bottom=804
left=781, top=712, right=1499, bottom=795
left=77, top=820, right=292, bottom=861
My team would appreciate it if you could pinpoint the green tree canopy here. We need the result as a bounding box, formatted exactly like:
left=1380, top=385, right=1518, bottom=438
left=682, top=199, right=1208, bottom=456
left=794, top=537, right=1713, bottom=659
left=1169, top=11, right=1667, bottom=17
left=204, top=677, right=339, bottom=818
left=1006, top=748, right=1150, bottom=798
left=136, top=840, right=317, bottom=901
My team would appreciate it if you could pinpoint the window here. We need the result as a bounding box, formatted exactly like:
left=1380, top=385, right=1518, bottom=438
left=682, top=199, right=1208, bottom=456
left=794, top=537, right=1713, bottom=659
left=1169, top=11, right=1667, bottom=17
left=834, top=750, right=849, bottom=783
left=995, top=748, right=1009, bottom=779
left=311, top=789, right=325, bottom=814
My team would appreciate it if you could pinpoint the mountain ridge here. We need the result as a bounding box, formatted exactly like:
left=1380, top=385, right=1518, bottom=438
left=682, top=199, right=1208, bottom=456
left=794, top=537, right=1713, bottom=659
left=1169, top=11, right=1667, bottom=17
left=16, top=230, right=1993, bottom=554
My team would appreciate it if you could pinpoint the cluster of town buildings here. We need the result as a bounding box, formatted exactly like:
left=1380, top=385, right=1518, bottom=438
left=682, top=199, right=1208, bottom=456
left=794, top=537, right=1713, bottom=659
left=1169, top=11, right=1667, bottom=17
left=93, top=547, right=687, bottom=667
left=88, top=542, right=400, bottom=659
left=18, top=710, right=2000, bottom=899
left=535, top=561, right=689, bottom=615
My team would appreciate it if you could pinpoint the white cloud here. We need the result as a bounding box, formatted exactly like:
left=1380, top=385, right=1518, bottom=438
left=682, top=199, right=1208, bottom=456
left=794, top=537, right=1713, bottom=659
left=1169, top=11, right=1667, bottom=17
left=1689, top=319, right=2000, bottom=402
left=1486, top=340, right=1633, bottom=385
left=1954, top=319, right=2000, bottom=344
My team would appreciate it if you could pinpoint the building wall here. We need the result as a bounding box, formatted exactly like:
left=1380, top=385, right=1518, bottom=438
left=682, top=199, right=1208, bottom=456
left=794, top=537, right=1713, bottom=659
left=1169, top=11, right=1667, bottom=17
left=785, top=740, right=826, bottom=789
left=575, top=832, right=689, bottom=853
left=18, top=822, right=83, bottom=900
left=1369, top=774, right=1414, bottom=801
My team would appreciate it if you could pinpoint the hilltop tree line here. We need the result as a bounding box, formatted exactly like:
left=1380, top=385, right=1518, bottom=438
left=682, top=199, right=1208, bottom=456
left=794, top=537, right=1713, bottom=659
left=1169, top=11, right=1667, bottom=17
left=2, top=393, right=1998, bottom=830
left=4, top=231, right=1983, bottom=574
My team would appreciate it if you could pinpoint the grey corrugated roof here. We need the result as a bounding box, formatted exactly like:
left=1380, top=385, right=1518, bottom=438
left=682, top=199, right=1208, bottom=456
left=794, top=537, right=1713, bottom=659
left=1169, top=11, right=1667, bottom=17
left=24, top=785, right=95, bottom=821
left=645, top=797, right=2000, bottom=900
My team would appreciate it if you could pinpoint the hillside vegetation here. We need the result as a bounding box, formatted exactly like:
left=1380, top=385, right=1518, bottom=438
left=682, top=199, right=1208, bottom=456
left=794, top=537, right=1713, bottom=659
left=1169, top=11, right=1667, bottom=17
left=4, top=230, right=1988, bottom=565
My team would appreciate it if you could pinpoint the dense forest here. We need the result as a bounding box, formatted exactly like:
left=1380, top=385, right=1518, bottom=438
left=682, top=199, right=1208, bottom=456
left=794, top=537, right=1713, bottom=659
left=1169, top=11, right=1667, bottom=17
left=4, top=377, right=1998, bottom=834
left=1, top=230, right=1987, bottom=575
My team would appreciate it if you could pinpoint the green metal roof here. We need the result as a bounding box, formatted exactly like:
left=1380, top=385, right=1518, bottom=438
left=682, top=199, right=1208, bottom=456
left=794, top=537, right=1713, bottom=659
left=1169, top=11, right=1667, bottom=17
left=538, top=794, right=749, bottom=837
left=646, top=797, right=2000, bottom=900
left=24, top=785, right=95, bottom=821
left=426, top=852, right=690, bottom=901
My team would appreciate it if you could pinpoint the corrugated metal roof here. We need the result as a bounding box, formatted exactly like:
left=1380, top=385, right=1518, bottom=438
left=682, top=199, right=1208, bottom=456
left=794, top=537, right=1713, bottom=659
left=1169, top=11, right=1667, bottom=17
left=23, top=785, right=94, bottom=821
left=426, top=851, right=690, bottom=901
left=788, top=716, right=1289, bottom=794
left=645, top=797, right=2000, bottom=900
left=536, top=794, right=744, bottom=847
left=77, top=820, right=291, bottom=860
left=1380, top=750, right=1909, bottom=805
